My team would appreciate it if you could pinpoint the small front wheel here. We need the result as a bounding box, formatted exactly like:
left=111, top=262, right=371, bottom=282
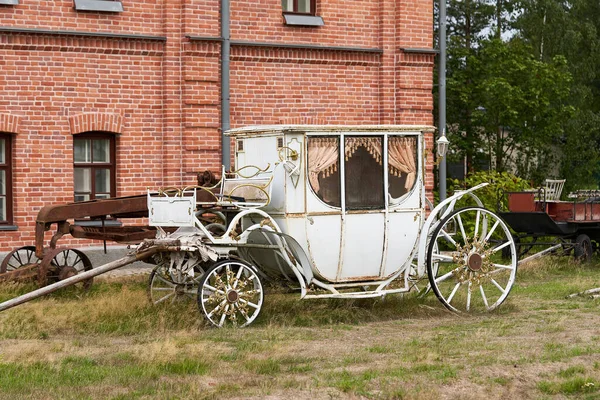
left=427, top=207, right=517, bottom=312
left=197, top=259, right=263, bottom=328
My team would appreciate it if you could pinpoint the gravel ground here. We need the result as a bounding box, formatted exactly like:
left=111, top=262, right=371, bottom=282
left=83, top=246, right=153, bottom=279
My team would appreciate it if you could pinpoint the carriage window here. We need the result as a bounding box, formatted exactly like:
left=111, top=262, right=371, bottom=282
left=345, top=136, right=384, bottom=210
left=388, top=136, right=417, bottom=201
left=307, top=136, right=341, bottom=207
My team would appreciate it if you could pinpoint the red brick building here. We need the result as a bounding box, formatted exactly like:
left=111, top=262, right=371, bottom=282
left=0, top=0, right=435, bottom=252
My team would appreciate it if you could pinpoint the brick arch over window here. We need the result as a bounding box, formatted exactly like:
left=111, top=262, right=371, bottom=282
left=0, top=113, right=22, bottom=135
left=69, top=113, right=123, bottom=135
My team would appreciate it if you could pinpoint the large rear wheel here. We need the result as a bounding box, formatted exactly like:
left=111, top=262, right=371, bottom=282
left=427, top=207, right=517, bottom=312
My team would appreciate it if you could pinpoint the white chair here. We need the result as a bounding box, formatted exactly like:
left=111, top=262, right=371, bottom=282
left=541, top=179, right=565, bottom=201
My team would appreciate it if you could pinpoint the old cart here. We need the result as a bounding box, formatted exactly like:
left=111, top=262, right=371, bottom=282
left=499, top=188, right=600, bottom=263
left=0, top=125, right=518, bottom=326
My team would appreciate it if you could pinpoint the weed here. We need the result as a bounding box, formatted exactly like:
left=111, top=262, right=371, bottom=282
left=558, top=365, right=586, bottom=378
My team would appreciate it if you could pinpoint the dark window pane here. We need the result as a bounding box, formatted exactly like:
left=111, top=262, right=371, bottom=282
left=307, top=136, right=341, bottom=207
left=95, top=168, right=111, bottom=193
left=92, top=139, right=110, bottom=163
left=74, top=194, right=90, bottom=202
left=0, top=196, right=5, bottom=221
left=74, top=139, right=91, bottom=163
left=0, top=170, right=4, bottom=196
left=298, top=0, right=310, bottom=12
left=0, top=139, right=5, bottom=164
left=74, top=168, right=91, bottom=193
left=344, top=137, right=384, bottom=210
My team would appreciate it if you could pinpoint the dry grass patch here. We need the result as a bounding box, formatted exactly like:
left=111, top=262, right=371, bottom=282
left=1, top=257, right=600, bottom=398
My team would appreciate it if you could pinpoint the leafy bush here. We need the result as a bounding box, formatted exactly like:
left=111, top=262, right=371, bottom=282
left=446, top=170, right=532, bottom=211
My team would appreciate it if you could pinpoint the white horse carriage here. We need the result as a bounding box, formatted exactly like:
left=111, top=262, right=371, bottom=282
left=146, top=125, right=518, bottom=327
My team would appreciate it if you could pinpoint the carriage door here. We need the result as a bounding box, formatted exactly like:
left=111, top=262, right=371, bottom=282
left=337, top=135, right=386, bottom=280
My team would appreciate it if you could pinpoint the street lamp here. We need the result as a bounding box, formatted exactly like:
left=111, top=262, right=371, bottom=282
left=437, top=131, right=449, bottom=158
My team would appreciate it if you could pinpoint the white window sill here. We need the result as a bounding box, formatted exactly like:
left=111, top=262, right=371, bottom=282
left=283, top=14, right=324, bottom=27
left=74, top=0, right=124, bottom=12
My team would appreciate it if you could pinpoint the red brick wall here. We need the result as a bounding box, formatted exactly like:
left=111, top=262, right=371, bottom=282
left=0, top=35, right=164, bottom=249
left=0, top=0, right=162, bottom=35
left=0, top=0, right=435, bottom=252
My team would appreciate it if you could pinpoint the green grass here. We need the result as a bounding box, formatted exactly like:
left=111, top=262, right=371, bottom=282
left=1, top=256, right=600, bottom=398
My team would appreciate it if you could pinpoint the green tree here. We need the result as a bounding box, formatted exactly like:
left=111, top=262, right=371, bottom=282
left=471, top=38, right=573, bottom=180
left=515, top=0, right=600, bottom=189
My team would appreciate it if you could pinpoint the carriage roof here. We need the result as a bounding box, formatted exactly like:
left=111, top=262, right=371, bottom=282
left=225, top=124, right=436, bottom=137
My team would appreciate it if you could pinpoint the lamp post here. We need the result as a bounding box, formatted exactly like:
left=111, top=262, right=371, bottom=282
left=438, top=0, right=447, bottom=201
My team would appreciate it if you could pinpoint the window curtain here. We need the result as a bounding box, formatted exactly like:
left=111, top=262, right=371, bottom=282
left=344, top=137, right=383, bottom=164
left=388, top=137, right=417, bottom=189
left=308, top=137, right=339, bottom=193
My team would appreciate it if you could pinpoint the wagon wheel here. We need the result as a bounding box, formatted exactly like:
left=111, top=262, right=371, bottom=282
left=38, top=248, right=93, bottom=290
left=198, top=259, right=263, bottom=328
left=0, top=246, right=41, bottom=282
left=574, top=234, right=592, bottom=263
left=427, top=207, right=517, bottom=312
left=147, top=252, right=208, bottom=305
left=148, top=264, right=205, bottom=305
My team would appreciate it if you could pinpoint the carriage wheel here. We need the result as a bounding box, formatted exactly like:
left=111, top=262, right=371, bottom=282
left=574, top=234, right=592, bottom=263
left=427, top=207, right=517, bottom=312
left=198, top=259, right=263, bottom=328
left=0, top=246, right=40, bottom=273
left=38, top=248, right=93, bottom=290
left=148, top=264, right=204, bottom=305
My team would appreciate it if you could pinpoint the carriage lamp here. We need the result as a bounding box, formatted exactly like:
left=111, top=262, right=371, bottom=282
left=437, top=133, right=449, bottom=158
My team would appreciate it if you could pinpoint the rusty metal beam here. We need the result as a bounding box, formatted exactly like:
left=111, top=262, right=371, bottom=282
left=0, top=244, right=171, bottom=313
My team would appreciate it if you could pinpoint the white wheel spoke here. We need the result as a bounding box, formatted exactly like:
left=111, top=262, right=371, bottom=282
left=474, top=210, right=481, bottom=239
left=456, top=213, right=467, bottom=244
left=236, top=304, right=250, bottom=322
left=490, top=278, right=507, bottom=294
left=431, top=253, right=454, bottom=262
left=207, top=299, right=226, bottom=318
left=480, top=285, right=489, bottom=309
left=239, top=298, right=260, bottom=309
left=152, top=287, right=175, bottom=292
left=435, top=268, right=460, bottom=284
left=233, top=268, right=244, bottom=289
left=440, top=230, right=458, bottom=247
left=481, top=215, right=489, bottom=241
left=155, top=274, right=177, bottom=287
left=446, top=282, right=461, bottom=303
left=492, top=263, right=515, bottom=270
left=484, top=220, right=500, bottom=242
left=466, top=282, right=472, bottom=311
left=204, top=284, right=225, bottom=295
left=489, top=240, right=511, bottom=254
left=218, top=305, right=229, bottom=327
left=154, top=292, right=175, bottom=304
